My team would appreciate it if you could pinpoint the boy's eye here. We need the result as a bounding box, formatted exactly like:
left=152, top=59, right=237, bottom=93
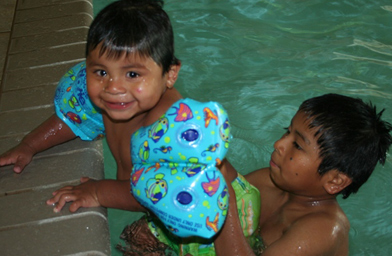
left=127, top=72, right=139, bottom=78
left=293, top=141, right=302, bottom=150
left=95, top=70, right=107, bottom=77
left=284, top=127, right=302, bottom=150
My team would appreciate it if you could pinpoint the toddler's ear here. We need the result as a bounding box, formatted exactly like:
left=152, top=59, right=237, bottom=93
left=323, top=170, right=352, bottom=195
left=166, top=63, right=181, bottom=89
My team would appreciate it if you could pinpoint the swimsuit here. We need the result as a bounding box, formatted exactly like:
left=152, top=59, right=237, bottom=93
left=118, top=174, right=263, bottom=256
left=150, top=173, right=261, bottom=255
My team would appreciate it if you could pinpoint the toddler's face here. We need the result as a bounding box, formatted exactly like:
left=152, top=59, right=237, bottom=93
left=269, top=111, right=326, bottom=197
left=85, top=45, right=172, bottom=121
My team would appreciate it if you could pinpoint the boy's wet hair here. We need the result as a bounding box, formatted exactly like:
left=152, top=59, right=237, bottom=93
left=299, top=93, right=392, bottom=199
left=86, top=0, right=180, bottom=74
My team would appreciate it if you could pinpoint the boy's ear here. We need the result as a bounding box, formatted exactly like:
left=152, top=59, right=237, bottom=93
left=323, top=170, right=352, bottom=195
left=166, top=63, right=181, bottom=89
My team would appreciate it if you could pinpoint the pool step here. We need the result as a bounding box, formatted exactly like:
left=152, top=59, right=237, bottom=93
left=0, top=0, right=111, bottom=255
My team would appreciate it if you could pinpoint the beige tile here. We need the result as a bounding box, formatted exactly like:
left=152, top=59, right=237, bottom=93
left=0, top=136, right=103, bottom=157
left=0, top=84, right=56, bottom=112
left=15, top=1, right=93, bottom=23
left=0, top=185, right=107, bottom=227
left=7, top=44, right=85, bottom=70
left=17, top=0, right=93, bottom=10
left=0, top=0, right=110, bottom=254
left=0, top=0, right=17, bottom=32
left=0, top=33, right=10, bottom=78
left=0, top=107, right=53, bottom=137
left=0, top=149, right=104, bottom=194
left=0, top=213, right=110, bottom=255
left=2, top=60, right=82, bottom=91
left=12, top=13, right=93, bottom=38
left=10, top=28, right=88, bottom=54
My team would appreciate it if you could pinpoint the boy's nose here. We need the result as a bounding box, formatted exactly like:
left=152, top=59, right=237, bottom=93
left=273, top=136, right=286, bottom=155
left=103, top=77, right=126, bottom=94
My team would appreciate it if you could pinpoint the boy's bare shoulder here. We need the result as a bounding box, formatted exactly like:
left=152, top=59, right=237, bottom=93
left=261, top=206, right=349, bottom=256
left=283, top=209, right=349, bottom=255
left=244, top=168, right=286, bottom=211
left=245, top=167, right=275, bottom=191
left=264, top=199, right=349, bottom=256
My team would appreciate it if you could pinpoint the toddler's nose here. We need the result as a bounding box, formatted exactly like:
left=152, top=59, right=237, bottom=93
left=103, top=77, right=126, bottom=94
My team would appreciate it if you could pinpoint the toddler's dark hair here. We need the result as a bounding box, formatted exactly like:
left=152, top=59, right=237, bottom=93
left=86, top=0, right=179, bottom=74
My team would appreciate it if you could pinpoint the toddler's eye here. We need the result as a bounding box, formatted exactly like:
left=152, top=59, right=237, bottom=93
left=95, top=70, right=107, bottom=77
left=127, top=72, right=139, bottom=78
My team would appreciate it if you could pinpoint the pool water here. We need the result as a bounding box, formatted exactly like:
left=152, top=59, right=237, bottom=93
left=95, top=1, right=392, bottom=255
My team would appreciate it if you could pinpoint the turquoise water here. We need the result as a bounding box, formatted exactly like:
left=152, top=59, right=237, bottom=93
left=95, top=1, right=392, bottom=255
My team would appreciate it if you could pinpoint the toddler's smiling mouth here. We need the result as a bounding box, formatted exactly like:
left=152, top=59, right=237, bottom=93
left=104, top=100, right=134, bottom=110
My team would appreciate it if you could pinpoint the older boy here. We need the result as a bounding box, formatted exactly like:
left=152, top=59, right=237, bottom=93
left=215, top=93, right=392, bottom=256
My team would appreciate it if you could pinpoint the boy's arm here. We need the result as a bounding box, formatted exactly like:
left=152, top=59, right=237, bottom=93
left=0, top=114, right=77, bottom=173
left=214, top=179, right=257, bottom=256
left=215, top=182, right=347, bottom=256
left=214, top=161, right=257, bottom=256
left=46, top=177, right=145, bottom=213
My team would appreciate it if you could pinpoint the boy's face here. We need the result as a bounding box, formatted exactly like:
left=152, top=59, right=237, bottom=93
left=86, top=45, right=178, bottom=121
left=269, top=111, right=327, bottom=197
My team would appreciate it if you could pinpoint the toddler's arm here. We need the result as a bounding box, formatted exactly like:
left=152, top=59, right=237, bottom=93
left=46, top=177, right=145, bottom=213
left=0, top=114, right=76, bottom=173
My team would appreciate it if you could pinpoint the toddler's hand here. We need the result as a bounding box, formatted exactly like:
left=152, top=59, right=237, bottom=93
left=0, top=142, right=35, bottom=173
left=46, top=177, right=100, bottom=213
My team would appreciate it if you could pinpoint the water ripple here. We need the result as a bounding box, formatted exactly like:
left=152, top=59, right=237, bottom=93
left=381, top=5, right=392, bottom=12
left=335, top=76, right=379, bottom=88
left=350, top=39, right=392, bottom=57
left=333, top=52, right=392, bottom=66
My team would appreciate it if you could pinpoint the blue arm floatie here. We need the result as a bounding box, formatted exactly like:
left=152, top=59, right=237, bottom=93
left=54, top=61, right=105, bottom=140
left=130, top=98, right=232, bottom=238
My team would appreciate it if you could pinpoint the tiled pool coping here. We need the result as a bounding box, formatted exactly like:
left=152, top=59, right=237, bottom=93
left=0, top=0, right=111, bottom=254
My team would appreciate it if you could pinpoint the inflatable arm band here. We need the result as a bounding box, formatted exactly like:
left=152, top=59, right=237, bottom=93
left=130, top=98, right=232, bottom=238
